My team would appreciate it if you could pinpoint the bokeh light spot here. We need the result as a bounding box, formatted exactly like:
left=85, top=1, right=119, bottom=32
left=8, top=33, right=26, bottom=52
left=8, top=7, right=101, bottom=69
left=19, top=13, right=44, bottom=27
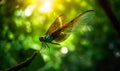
left=24, top=5, right=35, bottom=16
left=39, top=0, right=53, bottom=13
left=61, top=47, right=68, bottom=54
left=81, top=1, right=87, bottom=7
left=115, top=52, right=120, bottom=57
left=25, top=21, right=32, bottom=33
left=8, top=32, right=14, bottom=40
left=32, top=44, right=40, bottom=50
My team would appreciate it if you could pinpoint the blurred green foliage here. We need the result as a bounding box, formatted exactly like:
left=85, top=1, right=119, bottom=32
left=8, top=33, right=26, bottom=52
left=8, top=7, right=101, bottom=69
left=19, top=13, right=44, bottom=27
left=0, top=0, right=120, bottom=71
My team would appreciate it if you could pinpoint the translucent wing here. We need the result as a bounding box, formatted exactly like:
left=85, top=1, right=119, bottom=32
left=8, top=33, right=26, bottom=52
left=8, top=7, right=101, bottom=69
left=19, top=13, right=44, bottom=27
left=52, top=10, right=95, bottom=42
left=46, top=15, right=66, bottom=35
left=64, top=10, right=95, bottom=33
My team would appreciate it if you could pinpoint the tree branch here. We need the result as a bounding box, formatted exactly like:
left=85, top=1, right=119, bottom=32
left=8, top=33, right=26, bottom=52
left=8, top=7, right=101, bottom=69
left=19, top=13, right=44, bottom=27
left=97, top=0, right=120, bottom=36
left=7, top=50, right=39, bottom=71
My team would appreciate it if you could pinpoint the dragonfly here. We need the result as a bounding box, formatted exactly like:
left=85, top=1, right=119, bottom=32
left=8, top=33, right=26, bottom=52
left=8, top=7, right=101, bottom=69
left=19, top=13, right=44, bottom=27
left=39, top=10, right=95, bottom=48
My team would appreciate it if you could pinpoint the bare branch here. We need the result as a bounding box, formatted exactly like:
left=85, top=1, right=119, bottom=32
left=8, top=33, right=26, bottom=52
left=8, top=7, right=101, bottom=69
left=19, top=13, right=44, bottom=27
left=7, top=50, right=39, bottom=71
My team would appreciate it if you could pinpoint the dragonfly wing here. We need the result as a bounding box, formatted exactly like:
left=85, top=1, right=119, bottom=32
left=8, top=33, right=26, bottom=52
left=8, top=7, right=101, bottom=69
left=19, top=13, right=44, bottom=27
left=53, top=31, right=70, bottom=42
left=62, top=10, right=95, bottom=34
left=46, top=15, right=67, bottom=35
left=70, top=10, right=95, bottom=32
left=53, top=10, right=95, bottom=42
left=52, top=23, right=72, bottom=42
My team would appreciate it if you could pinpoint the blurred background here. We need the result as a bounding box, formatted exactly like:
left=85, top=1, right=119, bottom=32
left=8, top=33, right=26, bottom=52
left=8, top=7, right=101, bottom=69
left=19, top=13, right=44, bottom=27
left=0, top=0, right=120, bottom=71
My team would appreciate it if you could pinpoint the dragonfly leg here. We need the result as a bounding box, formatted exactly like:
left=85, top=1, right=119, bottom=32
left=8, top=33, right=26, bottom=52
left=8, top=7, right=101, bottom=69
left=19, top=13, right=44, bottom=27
left=40, top=42, right=44, bottom=51
left=41, top=42, right=47, bottom=49
left=44, top=43, right=50, bottom=52
left=45, top=43, right=50, bottom=49
left=43, top=43, right=47, bottom=49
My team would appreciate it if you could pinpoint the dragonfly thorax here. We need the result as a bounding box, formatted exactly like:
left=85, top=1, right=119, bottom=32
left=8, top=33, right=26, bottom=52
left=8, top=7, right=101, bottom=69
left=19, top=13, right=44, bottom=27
left=39, top=34, right=53, bottom=42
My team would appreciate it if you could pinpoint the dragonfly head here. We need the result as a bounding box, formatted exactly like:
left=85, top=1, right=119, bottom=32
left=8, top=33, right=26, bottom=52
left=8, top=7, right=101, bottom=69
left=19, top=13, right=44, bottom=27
left=39, top=36, right=44, bottom=42
left=39, top=35, right=53, bottom=42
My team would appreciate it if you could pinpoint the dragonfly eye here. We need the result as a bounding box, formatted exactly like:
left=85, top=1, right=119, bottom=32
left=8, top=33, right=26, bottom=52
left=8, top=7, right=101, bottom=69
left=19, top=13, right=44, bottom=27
left=39, top=37, right=44, bottom=42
